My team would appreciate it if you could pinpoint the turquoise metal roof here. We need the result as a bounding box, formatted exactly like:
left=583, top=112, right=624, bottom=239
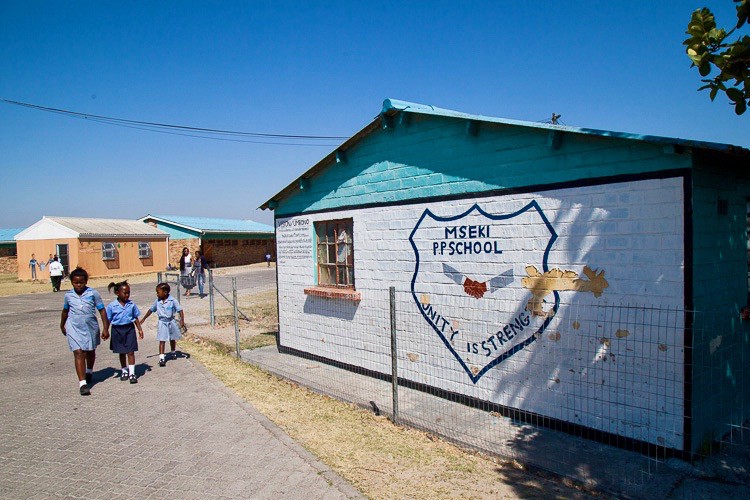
left=0, top=228, right=24, bottom=244
left=382, top=99, right=748, bottom=155
left=260, top=98, right=749, bottom=210
left=141, top=215, right=273, bottom=234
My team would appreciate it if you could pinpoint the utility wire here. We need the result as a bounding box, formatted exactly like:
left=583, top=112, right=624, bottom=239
left=0, top=97, right=349, bottom=145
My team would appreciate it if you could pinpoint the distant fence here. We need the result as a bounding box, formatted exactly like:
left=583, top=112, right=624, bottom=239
left=158, top=270, right=254, bottom=357
left=247, top=287, right=749, bottom=496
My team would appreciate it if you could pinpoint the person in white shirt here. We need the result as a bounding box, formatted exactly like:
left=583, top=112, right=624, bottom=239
left=49, top=257, right=64, bottom=292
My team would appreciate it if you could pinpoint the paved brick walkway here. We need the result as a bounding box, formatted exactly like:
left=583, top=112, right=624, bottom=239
left=0, top=291, right=362, bottom=499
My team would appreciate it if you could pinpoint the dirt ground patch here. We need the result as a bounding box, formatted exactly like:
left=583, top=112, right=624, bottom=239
left=186, top=288, right=278, bottom=352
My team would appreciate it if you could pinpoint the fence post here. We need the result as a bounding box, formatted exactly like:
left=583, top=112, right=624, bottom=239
left=233, top=277, right=240, bottom=359
left=208, top=269, right=215, bottom=328
left=175, top=277, right=181, bottom=303
left=390, top=286, right=398, bottom=423
left=157, top=272, right=162, bottom=284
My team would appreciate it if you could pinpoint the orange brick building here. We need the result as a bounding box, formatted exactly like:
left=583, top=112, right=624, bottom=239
left=15, top=217, right=168, bottom=280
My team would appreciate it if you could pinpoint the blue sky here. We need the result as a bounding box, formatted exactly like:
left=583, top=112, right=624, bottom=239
left=1, top=1, right=747, bottom=228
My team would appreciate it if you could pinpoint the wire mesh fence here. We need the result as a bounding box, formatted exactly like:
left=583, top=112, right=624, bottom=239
left=244, top=286, right=749, bottom=496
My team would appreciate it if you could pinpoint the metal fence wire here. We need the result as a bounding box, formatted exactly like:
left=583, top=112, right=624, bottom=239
left=244, top=287, right=749, bottom=497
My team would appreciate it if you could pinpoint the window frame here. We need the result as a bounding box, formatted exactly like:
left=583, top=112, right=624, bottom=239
left=138, top=241, right=152, bottom=259
left=314, top=218, right=355, bottom=289
left=102, top=242, right=117, bottom=261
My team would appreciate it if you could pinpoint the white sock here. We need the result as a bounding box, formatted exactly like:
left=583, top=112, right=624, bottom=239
left=122, top=367, right=128, bottom=374
left=85, top=368, right=93, bottom=374
left=170, top=350, right=175, bottom=355
left=128, top=365, right=135, bottom=376
left=79, top=380, right=87, bottom=387
left=159, top=354, right=165, bottom=360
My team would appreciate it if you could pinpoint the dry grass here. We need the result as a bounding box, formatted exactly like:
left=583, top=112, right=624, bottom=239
left=182, top=340, right=593, bottom=500
left=211, top=289, right=278, bottom=331
left=0, top=272, right=159, bottom=297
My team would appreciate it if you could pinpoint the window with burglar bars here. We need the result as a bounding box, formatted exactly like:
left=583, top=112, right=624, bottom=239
left=138, top=241, right=151, bottom=259
left=102, top=242, right=117, bottom=261
left=315, top=219, right=354, bottom=287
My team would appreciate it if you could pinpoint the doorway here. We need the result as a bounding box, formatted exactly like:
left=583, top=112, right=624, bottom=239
left=56, top=244, right=69, bottom=276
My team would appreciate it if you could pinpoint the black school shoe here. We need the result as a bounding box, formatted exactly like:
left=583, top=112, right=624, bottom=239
left=158, top=358, right=166, bottom=367
left=79, top=384, right=90, bottom=396
left=120, top=371, right=129, bottom=381
left=129, top=375, right=138, bottom=384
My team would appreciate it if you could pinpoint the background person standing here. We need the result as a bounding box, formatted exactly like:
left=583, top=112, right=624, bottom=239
left=49, top=257, right=64, bottom=292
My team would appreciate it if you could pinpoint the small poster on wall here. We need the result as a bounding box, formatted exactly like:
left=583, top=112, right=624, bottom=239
left=276, top=217, right=312, bottom=264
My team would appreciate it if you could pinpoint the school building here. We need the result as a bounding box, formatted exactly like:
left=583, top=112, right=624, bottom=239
left=0, top=228, right=23, bottom=274
left=15, top=216, right=168, bottom=280
left=138, top=215, right=275, bottom=268
left=261, top=99, right=750, bottom=456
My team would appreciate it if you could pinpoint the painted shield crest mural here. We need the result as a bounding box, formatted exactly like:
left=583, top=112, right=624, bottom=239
left=409, top=201, right=558, bottom=383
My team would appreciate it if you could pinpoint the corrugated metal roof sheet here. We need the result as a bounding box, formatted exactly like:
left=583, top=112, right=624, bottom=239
left=142, top=215, right=273, bottom=234
left=0, top=228, right=24, bottom=244
left=260, top=98, right=750, bottom=210
left=47, top=217, right=167, bottom=238
left=383, top=99, right=749, bottom=155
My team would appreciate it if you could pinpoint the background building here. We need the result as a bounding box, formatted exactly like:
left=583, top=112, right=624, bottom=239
left=15, top=216, right=168, bottom=279
left=0, top=228, right=23, bottom=274
left=139, top=215, right=274, bottom=268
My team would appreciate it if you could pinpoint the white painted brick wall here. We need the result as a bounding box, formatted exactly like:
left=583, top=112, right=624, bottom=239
left=276, top=177, right=685, bottom=448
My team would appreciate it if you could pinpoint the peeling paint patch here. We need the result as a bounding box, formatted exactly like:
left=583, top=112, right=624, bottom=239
left=420, top=294, right=430, bottom=306
left=616, top=329, right=630, bottom=339
left=521, top=265, right=609, bottom=316
left=470, top=365, right=479, bottom=376
left=407, top=352, right=419, bottom=362
left=709, top=335, right=723, bottom=355
left=548, top=332, right=561, bottom=342
left=572, top=320, right=581, bottom=330
left=659, top=344, right=668, bottom=352
left=600, top=337, right=610, bottom=347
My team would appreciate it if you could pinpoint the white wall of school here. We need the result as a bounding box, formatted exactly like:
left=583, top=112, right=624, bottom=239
left=276, top=177, right=685, bottom=448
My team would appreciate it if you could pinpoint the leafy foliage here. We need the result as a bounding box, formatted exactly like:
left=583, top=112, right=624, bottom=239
left=684, top=0, right=750, bottom=114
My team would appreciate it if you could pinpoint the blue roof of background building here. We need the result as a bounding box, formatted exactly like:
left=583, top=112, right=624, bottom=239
left=0, top=228, right=24, bottom=243
left=141, top=215, right=273, bottom=234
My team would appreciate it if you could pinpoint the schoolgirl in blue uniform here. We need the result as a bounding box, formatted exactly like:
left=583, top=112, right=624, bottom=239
left=139, top=283, right=186, bottom=367
left=60, top=267, right=110, bottom=396
left=106, top=280, right=144, bottom=384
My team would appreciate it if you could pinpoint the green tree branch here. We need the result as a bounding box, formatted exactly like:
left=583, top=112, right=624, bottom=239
left=684, top=0, right=750, bottom=114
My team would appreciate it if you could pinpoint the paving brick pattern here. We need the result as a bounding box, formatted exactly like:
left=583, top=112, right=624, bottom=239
left=0, top=291, right=362, bottom=499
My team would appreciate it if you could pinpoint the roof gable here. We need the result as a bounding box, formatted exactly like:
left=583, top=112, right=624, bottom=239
left=15, top=218, right=79, bottom=240
left=261, top=99, right=749, bottom=212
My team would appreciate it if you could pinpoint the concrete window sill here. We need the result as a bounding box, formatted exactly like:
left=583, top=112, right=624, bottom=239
left=304, top=286, right=361, bottom=302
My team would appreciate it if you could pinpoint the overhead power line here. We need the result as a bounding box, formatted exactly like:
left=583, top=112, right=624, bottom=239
left=0, top=98, right=349, bottom=146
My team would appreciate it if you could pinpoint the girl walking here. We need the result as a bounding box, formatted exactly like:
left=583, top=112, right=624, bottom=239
left=106, top=280, right=144, bottom=384
left=179, top=247, right=194, bottom=296
left=140, top=283, right=185, bottom=367
left=60, top=267, right=110, bottom=396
